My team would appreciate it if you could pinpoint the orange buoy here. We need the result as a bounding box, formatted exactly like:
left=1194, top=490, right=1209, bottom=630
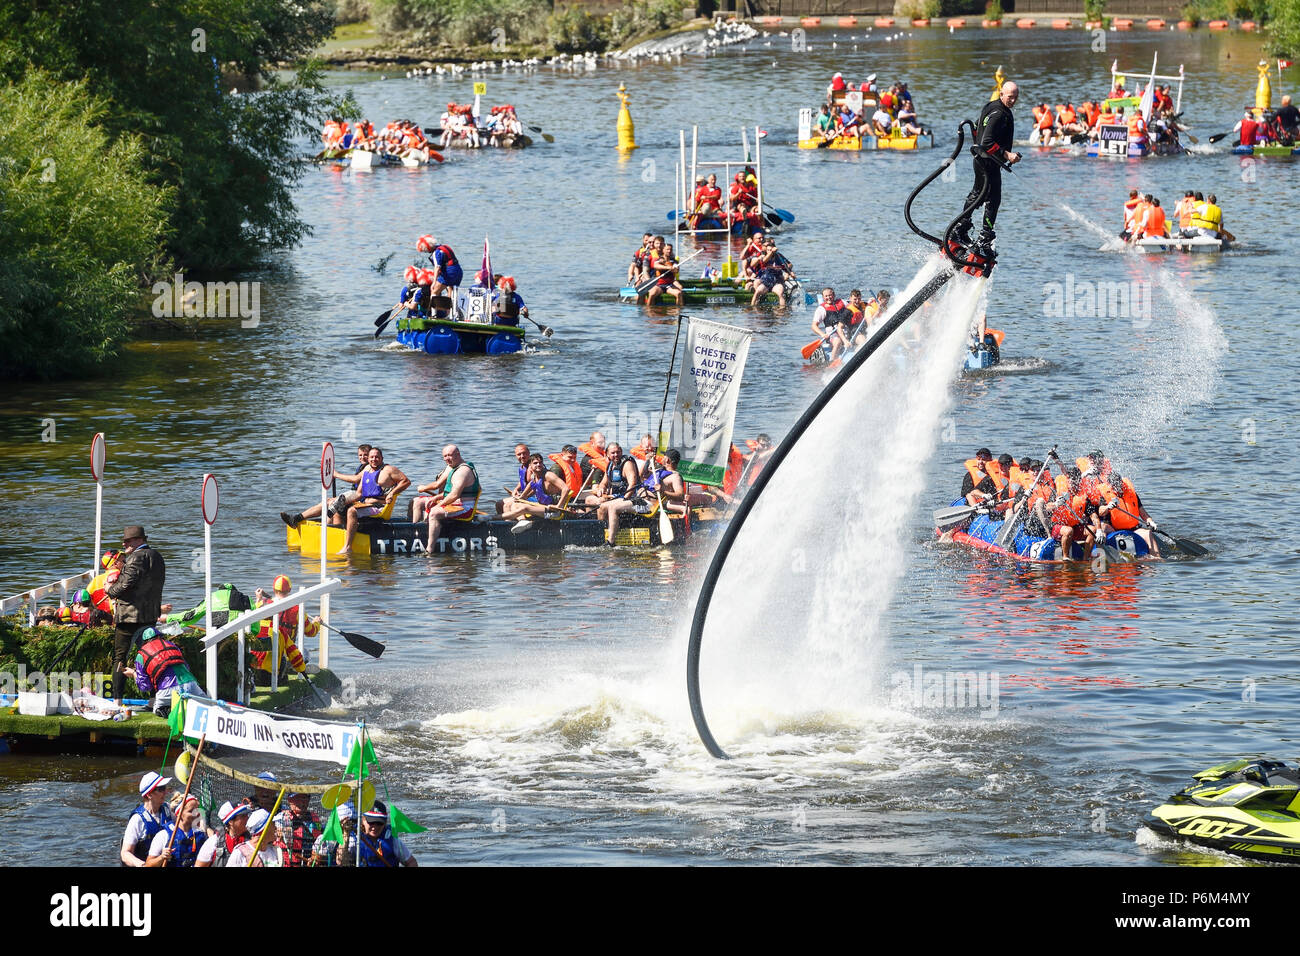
left=1147, top=18, right=1166, bottom=29
left=874, top=17, right=895, bottom=27
left=837, top=16, right=858, bottom=27
left=1208, top=19, right=1229, bottom=29
left=1051, top=19, right=1071, bottom=28
left=947, top=17, right=967, bottom=27
left=800, top=16, right=821, bottom=27
left=1114, top=18, right=1134, bottom=29
left=1242, top=20, right=1258, bottom=30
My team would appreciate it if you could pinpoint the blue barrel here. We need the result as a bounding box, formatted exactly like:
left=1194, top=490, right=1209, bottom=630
left=423, top=326, right=461, bottom=354
left=409, top=330, right=428, bottom=351
left=485, top=332, right=523, bottom=355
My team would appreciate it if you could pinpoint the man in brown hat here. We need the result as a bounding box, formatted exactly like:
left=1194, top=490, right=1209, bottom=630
left=105, top=525, right=166, bottom=705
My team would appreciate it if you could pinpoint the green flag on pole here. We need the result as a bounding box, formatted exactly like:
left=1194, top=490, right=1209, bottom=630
left=388, top=803, right=427, bottom=834
left=344, top=737, right=377, bottom=779
left=166, top=692, right=185, bottom=737
left=320, top=806, right=343, bottom=844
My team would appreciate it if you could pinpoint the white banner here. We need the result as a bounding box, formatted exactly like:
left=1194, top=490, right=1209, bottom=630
left=668, top=317, right=753, bottom=486
left=183, top=697, right=360, bottom=765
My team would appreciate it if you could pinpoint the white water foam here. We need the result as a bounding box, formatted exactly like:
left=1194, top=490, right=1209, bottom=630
left=682, top=256, right=987, bottom=744
left=1059, top=203, right=1228, bottom=465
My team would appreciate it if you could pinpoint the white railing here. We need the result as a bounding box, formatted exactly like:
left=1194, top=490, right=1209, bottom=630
left=1, top=570, right=96, bottom=623
left=201, top=579, right=343, bottom=704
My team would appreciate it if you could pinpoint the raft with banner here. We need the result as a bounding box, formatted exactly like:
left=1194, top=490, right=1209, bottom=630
left=394, top=311, right=524, bottom=355
left=285, top=508, right=719, bottom=556
left=935, top=498, right=1156, bottom=564
left=796, top=107, right=933, bottom=151
left=162, top=692, right=426, bottom=866
left=1085, top=56, right=1188, bottom=159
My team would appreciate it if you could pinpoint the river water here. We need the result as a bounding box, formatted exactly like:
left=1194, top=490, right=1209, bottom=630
left=2, top=27, right=1297, bottom=866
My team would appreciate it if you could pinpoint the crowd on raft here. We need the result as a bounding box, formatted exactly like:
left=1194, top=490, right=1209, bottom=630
left=675, top=165, right=772, bottom=236
left=321, top=117, right=433, bottom=160
left=280, top=435, right=776, bottom=551
left=1118, top=189, right=1229, bottom=242
left=1232, top=97, right=1300, bottom=146
left=807, top=286, right=893, bottom=362
left=626, top=230, right=799, bottom=307
left=120, top=770, right=417, bottom=867
left=387, top=236, right=529, bottom=324
left=812, top=72, right=928, bottom=142
left=955, top=448, right=1161, bottom=559
left=1027, top=81, right=1184, bottom=151
left=435, top=102, right=526, bottom=148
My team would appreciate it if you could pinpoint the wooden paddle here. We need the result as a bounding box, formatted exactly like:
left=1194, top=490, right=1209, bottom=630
left=524, top=123, right=555, bottom=143
left=162, top=733, right=207, bottom=862
left=374, top=302, right=409, bottom=338
left=801, top=334, right=830, bottom=361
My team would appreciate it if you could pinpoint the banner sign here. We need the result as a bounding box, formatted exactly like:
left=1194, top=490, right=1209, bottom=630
left=1098, top=124, right=1128, bottom=156
left=668, top=317, right=753, bottom=486
left=183, top=698, right=359, bottom=765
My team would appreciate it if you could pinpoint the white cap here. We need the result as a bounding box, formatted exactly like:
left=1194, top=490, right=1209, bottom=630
left=247, top=808, right=271, bottom=835
left=139, top=771, right=171, bottom=796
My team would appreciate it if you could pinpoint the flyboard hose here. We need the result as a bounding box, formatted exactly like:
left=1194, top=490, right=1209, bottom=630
left=687, top=118, right=1004, bottom=759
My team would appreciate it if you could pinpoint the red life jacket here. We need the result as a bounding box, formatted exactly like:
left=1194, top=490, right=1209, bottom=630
left=435, top=244, right=457, bottom=266
left=1240, top=117, right=1258, bottom=145
left=548, top=454, right=584, bottom=496
left=577, top=442, right=609, bottom=473
left=722, top=445, right=746, bottom=495
left=1101, top=479, right=1141, bottom=529
left=139, top=637, right=187, bottom=686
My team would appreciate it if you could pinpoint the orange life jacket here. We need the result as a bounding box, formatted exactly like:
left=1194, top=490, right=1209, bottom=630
left=1034, top=106, right=1054, bottom=131
left=1058, top=106, right=1077, bottom=125
left=548, top=454, right=584, bottom=496
left=985, top=461, right=1008, bottom=493
left=1123, top=197, right=1142, bottom=228
left=1099, top=110, right=1116, bottom=126
left=964, top=458, right=988, bottom=489
left=1101, top=479, right=1142, bottom=530
left=577, top=442, right=609, bottom=474
left=1143, top=205, right=1167, bottom=238
left=1051, top=474, right=1085, bottom=526
left=722, top=445, right=746, bottom=495
left=1127, top=113, right=1146, bottom=139
left=1008, top=465, right=1032, bottom=492
left=1175, top=198, right=1194, bottom=229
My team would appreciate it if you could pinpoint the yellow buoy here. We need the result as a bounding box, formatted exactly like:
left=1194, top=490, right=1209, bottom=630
left=617, top=83, right=637, bottom=151
left=1255, top=59, right=1271, bottom=116
left=991, top=65, right=1006, bottom=101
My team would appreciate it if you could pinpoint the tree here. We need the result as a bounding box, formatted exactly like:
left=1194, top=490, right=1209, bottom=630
left=0, top=75, right=172, bottom=379
left=0, top=0, right=351, bottom=270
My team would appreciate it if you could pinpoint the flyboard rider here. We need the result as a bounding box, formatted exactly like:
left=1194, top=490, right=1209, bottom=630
left=951, top=80, right=1022, bottom=260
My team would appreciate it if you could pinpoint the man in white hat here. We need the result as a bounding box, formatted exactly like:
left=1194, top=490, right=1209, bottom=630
left=120, top=771, right=174, bottom=867
left=357, top=800, right=418, bottom=867
left=197, top=801, right=252, bottom=867
left=226, top=808, right=284, bottom=867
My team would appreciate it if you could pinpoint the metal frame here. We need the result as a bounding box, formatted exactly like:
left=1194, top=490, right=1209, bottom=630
left=674, top=125, right=766, bottom=248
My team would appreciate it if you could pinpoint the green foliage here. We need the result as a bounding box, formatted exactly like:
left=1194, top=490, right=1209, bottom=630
left=333, top=0, right=372, bottom=24
left=0, top=0, right=353, bottom=273
left=984, top=0, right=1004, bottom=20
left=549, top=4, right=608, bottom=52
left=1084, top=0, right=1107, bottom=21
left=1268, top=0, right=1300, bottom=55
left=608, top=0, right=689, bottom=43
left=0, top=75, right=172, bottom=379
left=1182, top=0, right=1269, bottom=20
left=895, top=0, right=942, bottom=19
left=0, top=616, right=240, bottom=698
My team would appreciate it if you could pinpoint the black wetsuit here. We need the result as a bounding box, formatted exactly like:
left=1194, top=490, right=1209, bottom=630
left=963, top=98, right=1015, bottom=236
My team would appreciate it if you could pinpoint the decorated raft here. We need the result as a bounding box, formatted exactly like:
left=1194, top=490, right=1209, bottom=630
left=619, top=276, right=778, bottom=305
left=937, top=498, right=1153, bottom=564
left=286, top=508, right=720, bottom=557
left=388, top=285, right=525, bottom=355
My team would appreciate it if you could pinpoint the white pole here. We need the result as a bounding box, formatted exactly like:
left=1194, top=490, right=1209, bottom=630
left=93, top=481, right=102, bottom=572
left=204, top=517, right=212, bottom=675
left=319, top=484, right=329, bottom=669
left=238, top=629, right=246, bottom=704
left=755, top=125, right=764, bottom=215
left=271, top=611, right=281, bottom=693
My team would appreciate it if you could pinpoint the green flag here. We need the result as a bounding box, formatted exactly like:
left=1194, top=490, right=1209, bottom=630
left=388, top=803, right=427, bottom=834
left=166, top=693, right=185, bottom=737
left=321, top=806, right=343, bottom=844
left=344, top=737, right=377, bottom=778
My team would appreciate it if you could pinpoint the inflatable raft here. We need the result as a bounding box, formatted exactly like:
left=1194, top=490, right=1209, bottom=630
left=286, top=508, right=719, bottom=557
left=937, top=498, right=1153, bottom=564
left=424, top=128, right=532, bottom=149
left=1102, top=235, right=1231, bottom=253
left=389, top=286, right=524, bottom=354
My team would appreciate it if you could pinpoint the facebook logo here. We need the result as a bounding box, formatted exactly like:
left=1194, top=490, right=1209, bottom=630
left=193, top=705, right=210, bottom=733
left=341, top=731, right=354, bottom=759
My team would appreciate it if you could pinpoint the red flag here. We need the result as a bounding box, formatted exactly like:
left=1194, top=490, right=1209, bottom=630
left=1280, top=59, right=1294, bottom=69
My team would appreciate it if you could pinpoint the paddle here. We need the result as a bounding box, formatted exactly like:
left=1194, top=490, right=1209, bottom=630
left=762, top=201, right=795, bottom=223
left=299, top=669, right=331, bottom=707
left=934, top=503, right=987, bottom=531
left=317, top=620, right=385, bottom=659
left=246, top=786, right=286, bottom=867
left=1059, top=499, right=1122, bottom=563
left=801, top=334, right=830, bottom=361
left=523, top=123, right=555, bottom=143
left=994, top=448, right=1056, bottom=549
left=817, top=127, right=845, bottom=148
left=1105, top=503, right=1208, bottom=557
left=1220, top=228, right=1236, bottom=243
left=522, top=314, right=553, bottom=337
left=374, top=302, right=408, bottom=338
left=655, top=479, right=674, bottom=545
left=633, top=248, right=703, bottom=299
left=44, top=620, right=93, bottom=673
left=1208, top=131, right=1231, bottom=144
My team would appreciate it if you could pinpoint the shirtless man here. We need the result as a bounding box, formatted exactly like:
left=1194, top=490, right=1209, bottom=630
left=414, top=444, right=482, bottom=548
left=281, top=448, right=409, bottom=553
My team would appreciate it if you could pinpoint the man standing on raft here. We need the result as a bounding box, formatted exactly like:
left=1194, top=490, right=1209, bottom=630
left=953, top=81, right=1021, bottom=260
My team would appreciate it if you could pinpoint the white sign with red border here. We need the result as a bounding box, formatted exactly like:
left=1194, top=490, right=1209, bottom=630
left=201, top=473, right=219, bottom=525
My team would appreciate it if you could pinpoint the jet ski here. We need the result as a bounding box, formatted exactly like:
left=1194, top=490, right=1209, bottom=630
left=1143, top=759, right=1300, bottom=864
